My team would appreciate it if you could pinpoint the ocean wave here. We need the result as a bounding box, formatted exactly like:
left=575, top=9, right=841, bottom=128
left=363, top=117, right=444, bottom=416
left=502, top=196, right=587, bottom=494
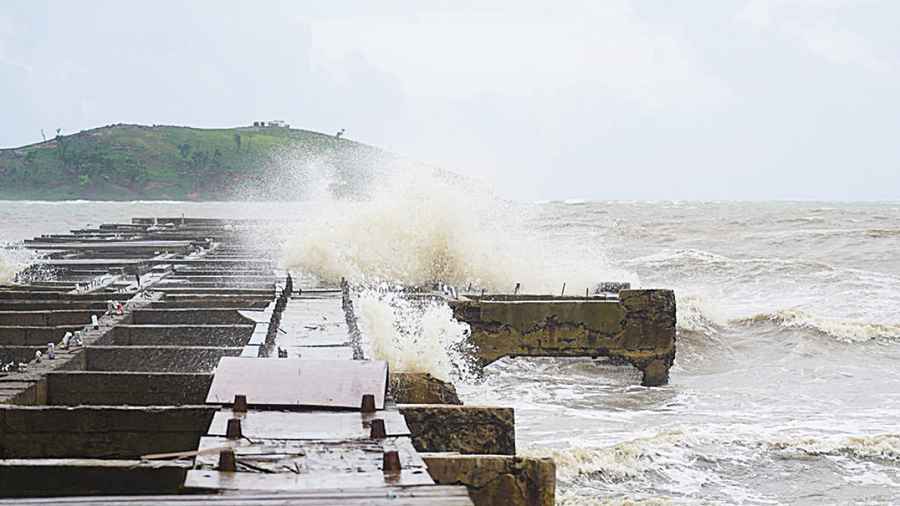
left=523, top=432, right=689, bottom=483
left=631, top=248, right=838, bottom=274
left=279, top=166, right=634, bottom=294
left=769, top=434, right=900, bottom=463
left=864, top=228, right=900, bottom=238
left=675, top=294, right=725, bottom=336
left=528, top=431, right=900, bottom=504
left=557, top=491, right=673, bottom=506
left=0, top=244, right=35, bottom=285
left=775, top=216, right=827, bottom=224
left=733, top=309, right=900, bottom=343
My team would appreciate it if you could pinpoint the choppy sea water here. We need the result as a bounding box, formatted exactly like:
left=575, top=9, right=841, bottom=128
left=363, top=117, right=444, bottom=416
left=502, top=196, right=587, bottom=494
left=2, top=199, right=899, bottom=504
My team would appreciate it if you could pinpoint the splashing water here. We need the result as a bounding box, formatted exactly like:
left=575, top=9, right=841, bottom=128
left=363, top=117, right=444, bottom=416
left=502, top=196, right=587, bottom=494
left=279, top=165, right=635, bottom=294
left=354, top=286, right=477, bottom=382
left=278, top=163, right=634, bottom=381
left=0, top=243, right=37, bottom=284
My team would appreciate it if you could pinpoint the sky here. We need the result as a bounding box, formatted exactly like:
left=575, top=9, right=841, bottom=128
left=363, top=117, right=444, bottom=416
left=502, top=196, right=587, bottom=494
left=1, top=0, right=898, bottom=201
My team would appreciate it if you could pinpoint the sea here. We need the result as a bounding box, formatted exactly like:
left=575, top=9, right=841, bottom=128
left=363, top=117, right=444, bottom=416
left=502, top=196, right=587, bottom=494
left=1, top=191, right=899, bottom=504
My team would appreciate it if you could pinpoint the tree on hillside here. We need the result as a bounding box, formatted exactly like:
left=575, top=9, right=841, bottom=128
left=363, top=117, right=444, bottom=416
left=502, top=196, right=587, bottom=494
left=178, top=143, right=192, bottom=158
left=233, top=133, right=241, bottom=152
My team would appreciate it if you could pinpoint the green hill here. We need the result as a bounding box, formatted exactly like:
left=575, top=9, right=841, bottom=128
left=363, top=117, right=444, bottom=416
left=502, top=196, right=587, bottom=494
left=0, top=124, right=387, bottom=200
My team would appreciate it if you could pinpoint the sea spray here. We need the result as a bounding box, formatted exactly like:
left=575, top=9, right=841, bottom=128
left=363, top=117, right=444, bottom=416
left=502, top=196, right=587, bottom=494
left=0, top=243, right=39, bottom=284
left=279, top=164, right=635, bottom=294
left=354, top=286, right=477, bottom=382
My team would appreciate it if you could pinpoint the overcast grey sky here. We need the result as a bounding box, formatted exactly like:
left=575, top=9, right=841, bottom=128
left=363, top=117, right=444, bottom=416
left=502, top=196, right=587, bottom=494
left=1, top=1, right=898, bottom=200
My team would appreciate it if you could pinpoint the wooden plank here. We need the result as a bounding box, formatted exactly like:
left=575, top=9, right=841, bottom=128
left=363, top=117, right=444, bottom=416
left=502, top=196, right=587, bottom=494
left=206, top=410, right=410, bottom=440
left=206, top=358, right=387, bottom=409
left=194, top=436, right=426, bottom=473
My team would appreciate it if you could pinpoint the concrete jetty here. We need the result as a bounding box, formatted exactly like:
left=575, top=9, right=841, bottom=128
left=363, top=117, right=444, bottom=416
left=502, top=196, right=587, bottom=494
left=0, top=216, right=676, bottom=504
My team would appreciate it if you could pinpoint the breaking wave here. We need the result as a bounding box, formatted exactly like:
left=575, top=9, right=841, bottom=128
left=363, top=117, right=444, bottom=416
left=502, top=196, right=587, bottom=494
left=734, top=309, right=900, bottom=343
left=769, top=434, right=900, bottom=462
left=0, top=244, right=35, bottom=285
left=674, top=294, right=724, bottom=336
left=280, top=165, right=634, bottom=294
left=354, top=286, right=477, bottom=382
left=526, top=431, right=900, bottom=504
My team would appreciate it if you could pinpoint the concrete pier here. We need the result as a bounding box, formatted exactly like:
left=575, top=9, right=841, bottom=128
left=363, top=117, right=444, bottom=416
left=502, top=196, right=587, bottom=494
left=450, top=290, right=677, bottom=386
left=0, top=215, right=675, bottom=504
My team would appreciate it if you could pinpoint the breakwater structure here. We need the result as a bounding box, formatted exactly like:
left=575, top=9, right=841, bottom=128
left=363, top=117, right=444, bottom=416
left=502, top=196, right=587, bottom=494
left=0, top=217, right=675, bottom=505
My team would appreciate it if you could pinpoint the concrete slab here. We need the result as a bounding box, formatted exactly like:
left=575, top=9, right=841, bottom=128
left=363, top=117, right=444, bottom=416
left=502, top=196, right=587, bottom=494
left=0, top=405, right=215, bottom=459
left=206, top=358, right=387, bottom=409
left=85, top=346, right=243, bottom=372
left=0, top=459, right=191, bottom=497
left=46, top=371, right=213, bottom=406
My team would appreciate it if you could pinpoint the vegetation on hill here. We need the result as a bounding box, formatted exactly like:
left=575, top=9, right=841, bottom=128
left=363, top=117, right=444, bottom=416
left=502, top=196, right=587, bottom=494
left=0, top=124, right=386, bottom=200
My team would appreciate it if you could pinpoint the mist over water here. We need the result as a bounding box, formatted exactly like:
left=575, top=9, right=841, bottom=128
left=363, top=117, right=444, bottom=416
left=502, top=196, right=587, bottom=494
left=1, top=198, right=899, bottom=504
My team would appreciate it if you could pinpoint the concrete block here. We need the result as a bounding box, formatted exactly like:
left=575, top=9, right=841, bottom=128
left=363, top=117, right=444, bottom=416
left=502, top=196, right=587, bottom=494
left=423, top=454, right=555, bottom=506
left=0, top=326, right=85, bottom=345
left=399, top=404, right=514, bottom=455
left=85, top=346, right=243, bottom=372
left=104, top=324, right=253, bottom=346
left=390, top=373, right=462, bottom=405
left=0, top=405, right=215, bottom=459
left=46, top=371, right=213, bottom=405
left=130, top=309, right=254, bottom=325
left=0, top=459, right=190, bottom=497
left=450, top=289, right=677, bottom=386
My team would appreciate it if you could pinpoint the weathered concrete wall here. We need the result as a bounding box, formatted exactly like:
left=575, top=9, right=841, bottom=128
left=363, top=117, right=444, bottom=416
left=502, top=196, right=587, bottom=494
left=0, top=325, right=87, bottom=345
left=0, top=406, right=215, bottom=459
left=0, top=310, right=105, bottom=326
left=0, top=292, right=114, bottom=301
left=399, top=405, right=515, bottom=455
left=46, top=371, right=213, bottom=405
left=450, top=289, right=676, bottom=386
left=0, top=375, right=45, bottom=404
left=0, top=301, right=109, bottom=311
left=390, top=373, right=462, bottom=405
left=84, top=346, right=242, bottom=372
left=103, top=324, right=253, bottom=346
left=0, top=346, right=43, bottom=366
left=154, top=288, right=274, bottom=297
left=423, top=454, right=555, bottom=506
left=0, top=459, right=190, bottom=497
left=149, top=299, right=270, bottom=309
left=130, top=309, right=254, bottom=325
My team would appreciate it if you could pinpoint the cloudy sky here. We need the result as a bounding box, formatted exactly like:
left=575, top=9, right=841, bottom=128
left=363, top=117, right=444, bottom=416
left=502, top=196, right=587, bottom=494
left=1, top=0, right=898, bottom=200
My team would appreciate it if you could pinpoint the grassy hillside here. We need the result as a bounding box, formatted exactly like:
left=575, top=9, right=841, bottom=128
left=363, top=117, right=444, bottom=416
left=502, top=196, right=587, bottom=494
left=0, top=124, right=386, bottom=200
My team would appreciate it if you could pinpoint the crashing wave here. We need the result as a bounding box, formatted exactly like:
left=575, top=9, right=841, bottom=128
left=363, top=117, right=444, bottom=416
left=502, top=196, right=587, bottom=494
left=354, top=287, right=477, bottom=382
left=279, top=166, right=635, bottom=294
left=0, top=244, right=37, bottom=285
left=733, top=309, right=900, bottom=343
left=521, top=431, right=706, bottom=486
left=769, top=434, right=900, bottom=463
